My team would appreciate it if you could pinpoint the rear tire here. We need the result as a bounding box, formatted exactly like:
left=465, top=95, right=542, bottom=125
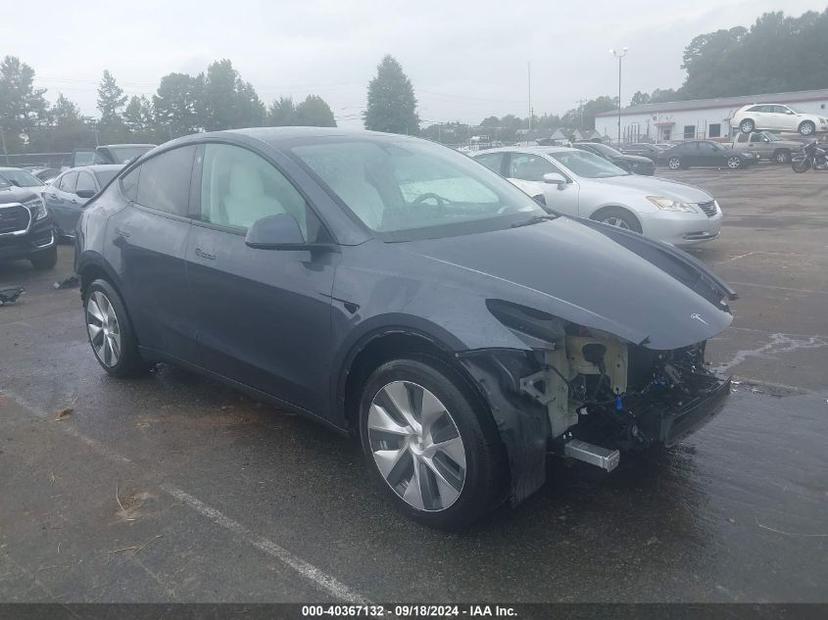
left=30, top=245, right=57, bottom=271
left=592, top=207, right=642, bottom=233
left=798, top=121, right=816, bottom=136
left=667, top=156, right=683, bottom=170
left=83, top=279, right=148, bottom=378
left=358, top=356, right=506, bottom=530
left=739, top=119, right=755, bottom=134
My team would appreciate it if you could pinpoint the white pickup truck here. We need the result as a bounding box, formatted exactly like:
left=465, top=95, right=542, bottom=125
left=732, top=131, right=802, bottom=164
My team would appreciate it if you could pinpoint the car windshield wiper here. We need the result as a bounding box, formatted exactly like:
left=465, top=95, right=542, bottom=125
left=510, top=214, right=557, bottom=228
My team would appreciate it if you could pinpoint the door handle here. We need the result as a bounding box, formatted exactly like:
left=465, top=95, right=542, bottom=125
left=195, top=247, right=216, bottom=261
left=115, top=227, right=131, bottom=238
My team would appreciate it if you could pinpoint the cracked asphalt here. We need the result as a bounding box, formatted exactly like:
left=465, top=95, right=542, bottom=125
left=0, top=165, right=826, bottom=604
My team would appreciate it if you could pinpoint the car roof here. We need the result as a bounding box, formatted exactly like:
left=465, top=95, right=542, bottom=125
left=63, top=164, right=123, bottom=174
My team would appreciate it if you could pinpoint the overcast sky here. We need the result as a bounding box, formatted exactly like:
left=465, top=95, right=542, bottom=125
left=1, top=0, right=825, bottom=128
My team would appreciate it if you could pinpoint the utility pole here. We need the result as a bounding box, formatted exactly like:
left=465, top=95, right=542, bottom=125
left=527, top=62, right=532, bottom=135
left=610, top=48, right=629, bottom=144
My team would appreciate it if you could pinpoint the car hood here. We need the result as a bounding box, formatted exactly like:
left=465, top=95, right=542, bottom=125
left=401, top=217, right=734, bottom=351
left=0, top=185, right=40, bottom=204
left=586, top=174, right=713, bottom=203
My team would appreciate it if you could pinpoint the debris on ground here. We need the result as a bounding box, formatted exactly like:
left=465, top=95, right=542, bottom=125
left=54, top=408, right=74, bottom=421
left=0, top=286, right=24, bottom=305
left=53, top=275, right=80, bottom=290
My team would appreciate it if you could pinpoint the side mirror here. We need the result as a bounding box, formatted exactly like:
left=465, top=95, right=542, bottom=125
left=542, top=172, right=567, bottom=186
left=76, top=189, right=96, bottom=199
left=245, top=213, right=306, bottom=250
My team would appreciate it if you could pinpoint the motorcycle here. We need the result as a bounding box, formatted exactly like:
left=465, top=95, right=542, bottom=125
left=792, top=140, right=828, bottom=173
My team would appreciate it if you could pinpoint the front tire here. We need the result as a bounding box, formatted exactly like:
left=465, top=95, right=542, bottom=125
left=592, top=207, right=642, bottom=233
left=358, top=357, right=505, bottom=530
left=30, top=245, right=57, bottom=271
left=799, top=121, right=816, bottom=136
left=739, top=119, right=755, bottom=134
left=792, top=157, right=811, bottom=173
left=727, top=156, right=743, bottom=169
left=83, top=279, right=147, bottom=377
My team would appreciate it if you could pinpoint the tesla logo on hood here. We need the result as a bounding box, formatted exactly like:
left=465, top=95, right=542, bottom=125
left=689, top=312, right=710, bottom=326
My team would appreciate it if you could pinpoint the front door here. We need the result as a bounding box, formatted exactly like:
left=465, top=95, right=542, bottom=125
left=45, top=171, right=78, bottom=235
left=186, top=142, right=336, bottom=414
left=505, top=152, right=579, bottom=217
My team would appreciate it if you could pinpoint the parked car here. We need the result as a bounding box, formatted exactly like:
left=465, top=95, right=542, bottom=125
left=473, top=146, right=722, bottom=246
left=0, top=167, right=47, bottom=191
left=71, top=144, right=155, bottom=168
left=76, top=128, right=736, bottom=528
left=572, top=141, right=656, bottom=175
left=660, top=141, right=757, bottom=170
left=618, top=143, right=667, bottom=161
left=731, top=104, right=828, bottom=136
left=732, top=131, right=801, bottom=164
left=45, top=165, right=121, bottom=239
left=0, top=175, right=57, bottom=270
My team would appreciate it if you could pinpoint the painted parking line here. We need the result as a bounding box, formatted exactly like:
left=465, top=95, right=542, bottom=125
left=160, top=483, right=371, bottom=605
left=1, top=389, right=369, bottom=605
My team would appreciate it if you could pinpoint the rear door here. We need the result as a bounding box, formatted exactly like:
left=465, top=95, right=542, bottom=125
left=106, top=145, right=197, bottom=361
left=185, top=142, right=336, bottom=413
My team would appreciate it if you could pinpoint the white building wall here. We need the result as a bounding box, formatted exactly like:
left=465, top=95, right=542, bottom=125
left=595, top=95, right=828, bottom=143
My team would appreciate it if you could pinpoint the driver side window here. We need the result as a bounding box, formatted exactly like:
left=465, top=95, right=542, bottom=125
left=508, top=153, right=555, bottom=182
left=200, top=144, right=316, bottom=240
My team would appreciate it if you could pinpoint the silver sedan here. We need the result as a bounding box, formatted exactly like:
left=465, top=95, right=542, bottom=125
left=472, top=146, right=722, bottom=246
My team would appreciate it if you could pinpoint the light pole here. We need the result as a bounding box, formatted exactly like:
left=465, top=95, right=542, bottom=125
left=610, top=48, right=628, bottom=144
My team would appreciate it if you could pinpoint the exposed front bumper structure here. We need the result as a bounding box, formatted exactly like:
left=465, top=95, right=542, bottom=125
left=458, top=348, right=731, bottom=506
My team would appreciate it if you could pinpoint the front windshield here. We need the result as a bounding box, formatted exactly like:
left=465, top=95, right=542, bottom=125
left=0, top=169, right=44, bottom=187
left=763, top=132, right=781, bottom=142
left=548, top=150, right=629, bottom=178
left=292, top=139, right=544, bottom=237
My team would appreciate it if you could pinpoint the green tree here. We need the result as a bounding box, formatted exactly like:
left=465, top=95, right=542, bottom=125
left=202, top=59, right=265, bottom=130
left=630, top=91, right=651, bottom=106
left=268, top=97, right=296, bottom=126
left=0, top=56, right=48, bottom=151
left=153, top=72, right=202, bottom=138
left=124, top=95, right=154, bottom=139
left=97, top=70, right=127, bottom=124
left=295, top=95, right=336, bottom=127
left=363, top=55, right=419, bottom=134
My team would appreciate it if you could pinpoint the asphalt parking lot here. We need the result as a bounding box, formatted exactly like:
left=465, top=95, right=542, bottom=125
left=1, top=164, right=826, bottom=604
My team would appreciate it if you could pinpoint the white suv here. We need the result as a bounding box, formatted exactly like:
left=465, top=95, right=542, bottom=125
left=731, top=103, right=827, bottom=136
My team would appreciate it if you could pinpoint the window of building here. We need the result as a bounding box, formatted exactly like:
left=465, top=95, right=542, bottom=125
left=708, top=123, right=721, bottom=138
left=683, top=125, right=696, bottom=139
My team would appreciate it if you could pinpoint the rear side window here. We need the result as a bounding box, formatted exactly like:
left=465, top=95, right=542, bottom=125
left=59, top=172, right=78, bottom=193
left=475, top=153, right=504, bottom=174
left=135, top=146, right=196, bottom=215
left=120, top=167, right=140, bottom=202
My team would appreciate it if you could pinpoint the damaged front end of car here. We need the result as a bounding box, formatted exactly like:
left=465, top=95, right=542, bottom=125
left=457, top=299, right=732, bottom=506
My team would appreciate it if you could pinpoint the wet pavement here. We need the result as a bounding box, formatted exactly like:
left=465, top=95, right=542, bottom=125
left=1, top=165, right=827, bottom=603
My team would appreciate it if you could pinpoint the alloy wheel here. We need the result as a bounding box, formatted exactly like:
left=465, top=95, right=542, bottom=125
left=601, top=215, right=632, bottom=230
left=367, top=381, right=467, bottom=512
left=668, top=157, right=681, bottom=170
left=727, top=156, right=742, bottom=169
left=776, top=152, right=787, bottom=164
left=800, top=123, right=814, bottom=136
left=86, top=290, right=122, bottom=367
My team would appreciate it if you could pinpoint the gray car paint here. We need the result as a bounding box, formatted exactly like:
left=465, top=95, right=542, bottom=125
left=76, top=127, right=735, bottom=506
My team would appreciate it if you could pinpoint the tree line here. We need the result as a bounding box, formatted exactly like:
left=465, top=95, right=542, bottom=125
left=0, top=57, right=338, bottom=154
left=1, top=8, right=824, bottom=154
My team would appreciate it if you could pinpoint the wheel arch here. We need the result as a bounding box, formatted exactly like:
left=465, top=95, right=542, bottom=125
left=588, top=205, right=643, bottom=232
left=338, top=325, right=485, bottom=435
